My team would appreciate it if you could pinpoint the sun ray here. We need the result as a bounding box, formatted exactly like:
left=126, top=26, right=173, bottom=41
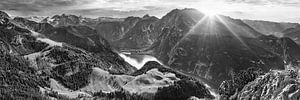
left=214, top=15, right=251, bottom=49
left=171, top=15, right=210, bottom=47
left=169, top=8, right=256, bottom=54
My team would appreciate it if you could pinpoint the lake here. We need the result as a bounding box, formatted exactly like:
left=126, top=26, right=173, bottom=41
left=118, top=52, right=162, bottom=69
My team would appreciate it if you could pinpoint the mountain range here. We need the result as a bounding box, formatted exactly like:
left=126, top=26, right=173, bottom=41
left=1, top=8, right=300, bottom=100
left=0, top=10, right=215, bottom=100
left=243, top=20, right=299, bottom=37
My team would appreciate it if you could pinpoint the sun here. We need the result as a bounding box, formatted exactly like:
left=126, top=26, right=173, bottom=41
left=193, top=1, right=224, bottom=17
left=201, top=9, right=220, bottom=17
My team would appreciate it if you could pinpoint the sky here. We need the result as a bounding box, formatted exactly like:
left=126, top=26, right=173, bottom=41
left=1, top=0, right=300, bottom=22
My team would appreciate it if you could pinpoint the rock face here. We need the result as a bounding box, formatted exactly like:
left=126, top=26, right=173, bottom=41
left=95, top=15, right=159, bottom=49
left=283, top=25, right=300, bottom=44
left=115, top=16, right=159, bottom=49
left=237, top=67, right=300, bottom=100
left=149, top=8, right=205, bottom=61
left=149, top=8, right=300, bottom=87
left=243, top=20, right=299, bottom=37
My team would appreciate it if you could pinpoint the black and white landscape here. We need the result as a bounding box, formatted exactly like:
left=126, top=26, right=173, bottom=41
left=1, top=0, right=300, bottom=100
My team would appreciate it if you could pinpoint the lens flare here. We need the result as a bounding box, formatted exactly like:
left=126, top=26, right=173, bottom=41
left=202, top=9, right=220, bottom=17
left=175, top=9, right=253, bottom=52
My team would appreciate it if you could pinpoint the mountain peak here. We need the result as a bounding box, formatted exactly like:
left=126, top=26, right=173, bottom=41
left=160, top=8, right=204, bottom=27
left=52, top=14, right=80, bottom=19
left=142, top=14, right=150, bottom=19
left=167, top=8, right=201, bottom=16
left=125, top=16, right=141, bottom=21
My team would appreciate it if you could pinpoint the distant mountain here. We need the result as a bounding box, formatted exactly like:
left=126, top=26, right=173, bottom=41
left=13, top=17, right=54, bottom=33
left=243, top=20, right=299, bottom=37
left=24, top=16, right=47, bottom=23
left=283, top=25, right=300, bottom=44
left=13, top=17, right=114, bottom=54
left=148, top=8, right=300, bottom=87
left=41, top=14, right=123, bottom=28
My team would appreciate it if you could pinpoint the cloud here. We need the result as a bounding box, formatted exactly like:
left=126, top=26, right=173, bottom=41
left=66, top=6, right=170, bottom=18
left=0, top=0, right=300, bottom=22
left=0, top=0, right=91, bottom=12
left=226, top=0, right=300, bottom=6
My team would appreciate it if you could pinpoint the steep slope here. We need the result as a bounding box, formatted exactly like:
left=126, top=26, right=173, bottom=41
left=95, top=15, right=159, bottom=49
left=283, top=25, right=300, bottom=44
left=13, top=17, right=54, bottom=33
left=243, top=20, right=299, bottom=37
left=149, top=8, right=205, bottom=61
left=42, top=25, right=112, bottom=53
left=13, top=17, right=116, bottom=54
left=96, top=21, right=125, bottom=42
left=149, top=8, right=300, bottom=87
left=95, top=16, right=141, bottom=43
left=115, top=15, right=159, bottom=49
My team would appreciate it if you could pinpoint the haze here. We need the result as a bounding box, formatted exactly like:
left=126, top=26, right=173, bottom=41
left=1, top=0, right=300, bottom=22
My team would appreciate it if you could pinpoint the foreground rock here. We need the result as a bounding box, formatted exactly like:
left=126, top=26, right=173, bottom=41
left=237, top=67, right=300, bottom=100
